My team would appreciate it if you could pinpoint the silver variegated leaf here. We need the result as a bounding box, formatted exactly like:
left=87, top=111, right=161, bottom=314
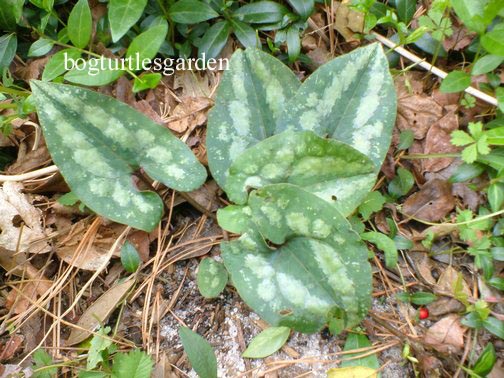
left=224, top=130, right=375, bottom=207
left=206, top=48, right=300, bottom=188
left=222, top=184, right=371, bottom=333
left=31, top=81, right=207, bottom=232
left=276, top=43, right=396, bottom=215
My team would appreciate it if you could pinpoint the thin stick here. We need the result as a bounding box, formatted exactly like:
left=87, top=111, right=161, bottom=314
left=0, top=165, right=59, bottom=182
left=372, top=32, right=499, bottom=107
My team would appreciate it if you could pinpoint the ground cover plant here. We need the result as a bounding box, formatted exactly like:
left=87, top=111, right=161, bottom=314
left=1, top=0, right=504, bottom=377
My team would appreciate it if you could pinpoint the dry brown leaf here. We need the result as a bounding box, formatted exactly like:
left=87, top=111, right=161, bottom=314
left=397, top=95, right=443, bottom=139
left=427, top=298, right=465, bottom=317
left=333, top=2, right=364, bottom=42
left=443, top=26, right=474, bottom=51
left=0, top=335, right=23, bottom=362
left=127, top=230, right=150, bottom=262
left=424, top=314, right=465, bottom=353
left=422, top=108, right=459, bottom=173
left=167, top=97, right=211, bottom=133
left=409, top=251, right=436, bottom=284
left=437, top=266, right=471, bottom=296
left=402, top=179, right=455, bottom=222
left=0, top=182, right=50, bottom=254
left=133, top=100, right=166, bottom=125
left=173, top=71, right=214, bottom=98
left=55, top=220, right=124, bottom=271
left=66, top=278, right=135, bottom=345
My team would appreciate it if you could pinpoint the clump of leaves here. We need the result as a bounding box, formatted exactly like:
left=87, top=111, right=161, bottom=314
left=205, top=44, right=396, bottom=334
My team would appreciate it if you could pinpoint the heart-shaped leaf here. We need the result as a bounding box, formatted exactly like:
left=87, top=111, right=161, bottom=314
left=206, top=48, right=300, bottom=188
left=275, top=43, right=396, bottom=215
left=31, top=81, right=206, bottom=231
left=224, top=130, right=375, bottom=206
left=222, top=184, right=371, bottom=333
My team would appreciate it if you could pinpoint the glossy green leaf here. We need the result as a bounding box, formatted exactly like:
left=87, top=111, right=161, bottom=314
left=488, top=182, right=504, bottom=212
left=481, top=24, right=504, bottom=56
left=361, top=231, right=398, bottom=268
left=230, top=19, right=259, bottom=48
left=120, top=241, right=141, bottom=273
left=287, top=0, right=314, bottom=19
left=286, top=25, right=301, bottom=62
left=126, top=24, right=167, bottom=72
left=276, top=43, right=396, bottom=215
left=30, top=81, right=206, bottom=231
left=197, top=258, right=228, bottom=298
left=224, top=130, right=375, bottom=207
left=132, top=73, right=162, bottom=93
left=168, top=0, right=219, bottom=24
left=395, top=0, right=416, bottom=23
left=0, top=0, right=24, bottom=30
left=112, top=350, right=153, bottom=378
left=473, top=343, right=497, bottom=376
left=449, top=163, right=485, bottom=183
left=388, top=167, right=414, bottom=197
left=472, top=54, right=504, bottom=75
left=179, top=327, right=217, bottom=378
left=341, top=333, right=380, bottom=370
left=64, top=58, right=125, bottom=86
left=440, top=70, right=471, bottom=93
left=207, top=48, right=300, bottom=188
left=242, top=326, right=290, bottom=358
left=108, top=0, right=148, bottom=42
left=198, top=21, right=231, bottom=60
left=451, top=0, right=487, bottom=34
left=222, top=184, right=372, bottom=333
left=0, top=34, right=17, bottom=69
left=68, top=0, right=92, bottom=49
left=233, top=1, right=289, bottom=24
left=483, top=316, right=504, bottom=339
left=409, top=292, right=437, bottom=305
left=28, top=38, right=54, bottom=57
left=42, top=48, right=81, bottom=81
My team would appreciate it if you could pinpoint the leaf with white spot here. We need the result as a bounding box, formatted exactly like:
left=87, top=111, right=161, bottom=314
left=224, top=129, right=375, bottom=207
left=222, top=184, right=372, bottom=333
left=197, top=258, right=228, bottom=298
left=275, top=43, right=396, bottom=215
left=206, top=48, right=300, bottom=188
left=31, top=81, right=207, bottom=232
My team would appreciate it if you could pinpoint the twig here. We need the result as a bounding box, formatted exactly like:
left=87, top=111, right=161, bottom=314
left=372, top=32, right=499, bottom=107
left=0, top=165, right=59, bottom=182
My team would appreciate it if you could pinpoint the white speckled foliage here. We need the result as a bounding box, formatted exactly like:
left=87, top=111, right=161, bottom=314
left=31, top=80, right=207, bottom=232
left=221, top=184, right=372, bottom=333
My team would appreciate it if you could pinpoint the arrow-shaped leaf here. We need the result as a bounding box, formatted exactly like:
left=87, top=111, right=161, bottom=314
left=31, top=81, right=206, bottom=231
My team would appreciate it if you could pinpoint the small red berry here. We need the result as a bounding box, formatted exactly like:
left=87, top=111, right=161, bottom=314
left=419, top=307, right=429, bottom=320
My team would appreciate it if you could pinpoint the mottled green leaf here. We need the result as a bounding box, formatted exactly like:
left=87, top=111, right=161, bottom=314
left=197, top=258, right=228, bottom=298
left=276, top=43, right=396, bottom=215
left=179, top=327, right=217, bottom=378
left=108, top=0, right=148, bottom=42
left=30, top=81, right=206, bottom=231
left=224, top=130, right=374, bottom=206
left=68, top=0, right=92, bottom=49
left=207, top=48, right=300, bottom=187
left=242, top=326, right=290, bottom=358
left=222, top=184, right=372, bottom=333
left=168, top=0, right=219, bottom=24
left=42, top=48, right=81, bottom=81
left=216, top=204, right=251, bottom=234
